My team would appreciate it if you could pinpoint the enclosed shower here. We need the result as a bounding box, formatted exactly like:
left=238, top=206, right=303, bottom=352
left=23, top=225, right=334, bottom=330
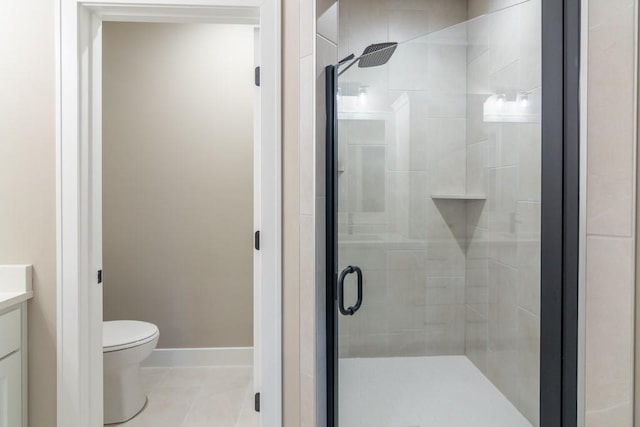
left=326, top=0, right=546, bottom=426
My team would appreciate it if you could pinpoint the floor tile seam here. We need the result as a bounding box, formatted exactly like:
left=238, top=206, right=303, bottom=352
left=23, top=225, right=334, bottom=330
left=235, top=382, right=255, bottom=427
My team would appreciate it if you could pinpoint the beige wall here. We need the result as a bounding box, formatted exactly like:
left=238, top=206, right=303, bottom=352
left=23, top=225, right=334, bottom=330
left=0, top=0, right=57, bottom=426
left=585, top=0, right=637, bottom=425
left=282, top=0, right=302, bottom=424
left=102, top=22, right=255, bottom=348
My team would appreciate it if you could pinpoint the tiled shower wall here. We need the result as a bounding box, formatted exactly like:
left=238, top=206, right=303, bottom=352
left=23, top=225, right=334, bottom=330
left=584, top=0, right=637, bottom=425
left=335, top=0, right=542, bottom=424
left=288, top=0, right=339, bottom=426
left=464, top=1, right=541, bottom=425
left=282, top=0, right=317, bottom=425
left=337, top=0, right=469, bottom=359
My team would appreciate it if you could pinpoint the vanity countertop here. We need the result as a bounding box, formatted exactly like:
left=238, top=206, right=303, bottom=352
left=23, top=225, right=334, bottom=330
left=0, top=291, right=33, bottom=312
left=0, top=265, right=33, bottom=311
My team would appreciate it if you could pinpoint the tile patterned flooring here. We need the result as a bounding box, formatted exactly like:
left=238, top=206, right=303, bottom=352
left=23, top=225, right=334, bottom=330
left=113, top=356, right=530, bottom=426
left=110, top=366, right=258, bottom=426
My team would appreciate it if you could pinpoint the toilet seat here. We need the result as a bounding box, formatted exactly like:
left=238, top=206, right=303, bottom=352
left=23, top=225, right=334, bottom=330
left=103, top=320, right=159, bottom=353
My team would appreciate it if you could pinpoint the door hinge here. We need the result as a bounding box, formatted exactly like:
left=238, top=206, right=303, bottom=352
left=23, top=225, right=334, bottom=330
left=97, top=270, right=103, bottom=284
left=255, top=230, right=260, bottom=250
left=255, top=66, right=261, bottom=87
left=254, top=392, right=260, bottom=412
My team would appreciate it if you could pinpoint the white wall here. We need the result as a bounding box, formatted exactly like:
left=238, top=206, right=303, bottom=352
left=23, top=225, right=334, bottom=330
left=102, top=22, right=255, bottom=348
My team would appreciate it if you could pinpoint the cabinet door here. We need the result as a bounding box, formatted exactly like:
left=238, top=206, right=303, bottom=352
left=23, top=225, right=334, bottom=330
left=0, top=351, right=21, bottom=427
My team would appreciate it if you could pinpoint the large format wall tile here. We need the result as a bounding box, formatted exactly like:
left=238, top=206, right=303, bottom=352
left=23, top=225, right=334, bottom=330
left=585, top=236, right=634, bottom=423
left=464, top=2, right=541, bottom=424
left=468, top=0, right=525, bottom=20
left=517, top=202, right=541, bottom=316
left=300, top=0, right=314, bottom=56
left=300, top=55, right=315, bottom=216
left=300, top=214, right=316, bottom=367
left=317, top=2, right=338, bottom=44
left=388, top=9, right=429, bottom=42
left=487, top=4, right=521, bottom=74
left=516, top=307, right=540, bottom=426
left=518, top=124, right=541, bottom=202
left=388, top=43, right=430, bottom=91
left=584, top=1, right=636, bottom=426
left=586, top=1, right=635, bottom=237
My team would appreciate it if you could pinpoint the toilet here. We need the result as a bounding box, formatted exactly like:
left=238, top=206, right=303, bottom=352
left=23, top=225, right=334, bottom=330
left=103, top=320, right=159, bottom=425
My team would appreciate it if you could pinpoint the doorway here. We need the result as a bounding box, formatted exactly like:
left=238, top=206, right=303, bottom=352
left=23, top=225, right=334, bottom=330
left=56, top=2, right=281, bottom=426
left=102, top=21, right=256, bottom=424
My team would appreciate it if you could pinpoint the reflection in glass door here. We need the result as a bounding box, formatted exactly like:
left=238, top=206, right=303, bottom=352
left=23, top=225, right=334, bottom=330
left=323, top=1, right=575, bottom=426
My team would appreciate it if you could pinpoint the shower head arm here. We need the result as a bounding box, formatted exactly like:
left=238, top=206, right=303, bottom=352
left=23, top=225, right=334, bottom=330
left=338, top=53, right=355, bottom=64
left=337, top=56, right=359, bottom=77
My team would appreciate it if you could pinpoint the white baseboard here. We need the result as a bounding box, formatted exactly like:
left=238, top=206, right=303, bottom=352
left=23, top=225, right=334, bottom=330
left=143, top=347, right=253, bottom=367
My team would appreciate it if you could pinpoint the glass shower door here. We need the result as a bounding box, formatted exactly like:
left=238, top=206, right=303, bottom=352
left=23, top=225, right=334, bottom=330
left=328, top=2, right=542, bottom=426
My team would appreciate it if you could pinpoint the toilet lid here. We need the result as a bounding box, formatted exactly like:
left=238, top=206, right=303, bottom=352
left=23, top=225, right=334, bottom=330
left=103, top=320, right=159, bottom=352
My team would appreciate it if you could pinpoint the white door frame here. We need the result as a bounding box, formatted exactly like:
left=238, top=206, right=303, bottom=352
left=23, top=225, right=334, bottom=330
left=55, top=1, right=282, bottom=426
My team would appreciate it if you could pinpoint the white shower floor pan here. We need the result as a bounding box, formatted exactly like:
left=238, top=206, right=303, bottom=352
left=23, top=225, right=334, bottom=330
left=339, top=355, right=533, bottom=427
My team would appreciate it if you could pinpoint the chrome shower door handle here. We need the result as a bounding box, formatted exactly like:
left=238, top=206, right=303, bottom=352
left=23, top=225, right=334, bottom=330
left=337, top=265, right=363, bottom=316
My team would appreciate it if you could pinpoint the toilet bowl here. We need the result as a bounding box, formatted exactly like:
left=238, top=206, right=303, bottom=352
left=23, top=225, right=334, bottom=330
left=103, top=320, right=159, bottom=425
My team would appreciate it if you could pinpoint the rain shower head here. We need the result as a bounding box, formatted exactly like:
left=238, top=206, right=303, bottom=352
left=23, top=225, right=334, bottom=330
left=358, top=42, right=398, bottom=68
left=337, top=42, right=398, bottom=76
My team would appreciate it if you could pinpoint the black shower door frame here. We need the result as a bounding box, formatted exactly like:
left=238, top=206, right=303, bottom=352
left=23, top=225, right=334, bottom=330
left=325, top=0, right=581, bottom=425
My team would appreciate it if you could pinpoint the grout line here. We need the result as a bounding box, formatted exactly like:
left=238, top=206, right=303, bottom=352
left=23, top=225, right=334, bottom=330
left=585, top=233, right=634, bottom=240
left=517, top=305, right=540, bottom=319
left=316, top=33, right=337, bottom=47
left=235, top=380, right=256, bottom=427
left=487, top=257, right=519, bottom=267
left=179, top=367, right=206, bottom=427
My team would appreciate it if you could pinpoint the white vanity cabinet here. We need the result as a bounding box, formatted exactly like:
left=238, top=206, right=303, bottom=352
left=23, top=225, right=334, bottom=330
left=0, top=266, right=33, bottom=427
left=0, top=342, right=22, bottom=427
